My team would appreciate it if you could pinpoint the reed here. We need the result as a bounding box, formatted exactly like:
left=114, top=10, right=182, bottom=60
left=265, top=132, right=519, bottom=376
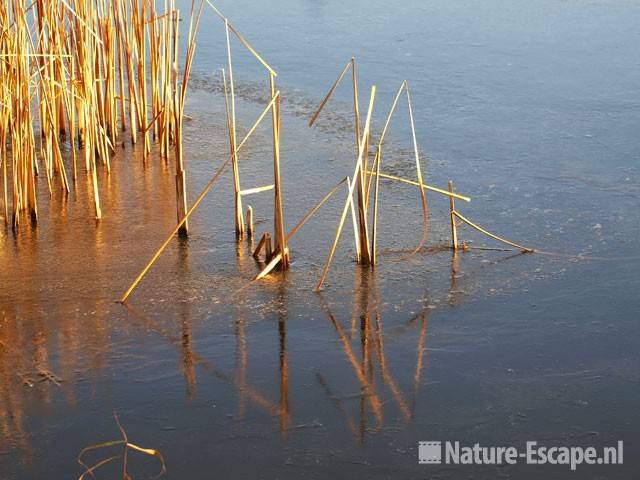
left=246, top=205, right=254, bottom=237
left=1, top=0, right=539, bottom=298
left=120, top=91, right=282, bottom=303
left=309, top=58, right=371, bottom=263
left=315, top=85, right=377, bottom=291
left=77, top=413, right=166, bottom=480
left=0, top=0, right=203, bottom=230
left=448, top=180, right=458, bottom=250
left=204, top=1, right=289, bottom=268
left=309, top=67, right=438, bottom=289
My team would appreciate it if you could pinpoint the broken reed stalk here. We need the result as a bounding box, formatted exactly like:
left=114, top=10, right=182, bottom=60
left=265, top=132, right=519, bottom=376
left=247, top=176, right=348, bottom=283
left=119, top=91, right=281, bottom=303
left=77, top=412, right=166, bottom=480
left=246, top=206, right=253, bottom=237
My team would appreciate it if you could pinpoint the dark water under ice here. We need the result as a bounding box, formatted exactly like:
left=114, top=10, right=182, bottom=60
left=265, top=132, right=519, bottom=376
left=1, top=0, right=640, bottom=478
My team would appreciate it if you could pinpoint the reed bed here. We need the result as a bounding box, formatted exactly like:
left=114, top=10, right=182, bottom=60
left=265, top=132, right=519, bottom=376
left=0, top=0, right=534, bottom=299
left=0, top=0, right=203, bottom=230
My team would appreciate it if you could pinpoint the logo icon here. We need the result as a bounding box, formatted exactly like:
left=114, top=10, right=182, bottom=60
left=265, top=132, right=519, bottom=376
left=419, top=441, right=442, bottom=464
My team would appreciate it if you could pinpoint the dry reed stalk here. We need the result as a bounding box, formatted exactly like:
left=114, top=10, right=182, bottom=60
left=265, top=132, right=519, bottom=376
left=248, top=177, right=348, bottom=283
left=246, top=205, right=253, bottom=237
left=284, top=177, right=347, bottom=243
left=253, top=232, right=269, bottom=259
left=405, top=83, right=430, bottom=255
left=448, top=180, right=458, bottom=250
left=204, top=0, right=277, bottom=76
left=77, top=412, right=166, bottom=480
left=224, top=21, right=244, bottom=236
left=373, top=80, right=429, bottom=258
left=364, top=171, right=471, bottom=202
left=269, top=74, right=289, bottom=269
left=453, top=210, right=534, bottom=253
left=371, top=148, right=381, bottom=265
left=315, top=86, right=377, bottom=291
left=309, top=58, right=370, bottom=261
left=119, top=91, right=281, bottom=303
left=173, top=0, right=205, bottom=236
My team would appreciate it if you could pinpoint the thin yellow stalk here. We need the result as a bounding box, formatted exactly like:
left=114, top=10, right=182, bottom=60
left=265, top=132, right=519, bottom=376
left=405, top=82, right=429, bottom=254
left=453, top=211, right=533, bottom=252
left=270, top=73, right=288, bottom=268
left=119, top=91, right=281, bottom=302
left=347, top=176, right=361, bottom=263
left=316, top=86, right=377, bottom=291
left=365, top=171, right=471, bottom=202
left=448, top=180, right=458, bottom=250
left=224, top=21, right=244, bottom=235
left=204, top=0, right=277, bottom=77
left=372, top=148, right=381, bottom=265
left=308, top=59, right=351, bottom=127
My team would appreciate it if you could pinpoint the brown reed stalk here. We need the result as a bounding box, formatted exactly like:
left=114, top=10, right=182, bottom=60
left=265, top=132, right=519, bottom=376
left=173, top=0, right=204, bottom=236
left=269, top=73, right=289, bottom=268
left=246, top=206, right=253, bottom=237
left=448, top=180, right=458, bottom=250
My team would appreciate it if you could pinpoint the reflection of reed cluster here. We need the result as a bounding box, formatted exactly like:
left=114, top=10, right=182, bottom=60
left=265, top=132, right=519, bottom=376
left=123, top=276, right=433, bottom=445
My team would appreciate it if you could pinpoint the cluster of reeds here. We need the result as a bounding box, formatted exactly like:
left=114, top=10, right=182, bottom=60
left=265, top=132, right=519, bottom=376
left=0, top=0, right=203, bottom=230
left=119, top=51, right=533, bottom=302
left=303, top=58, right=535, bottom=291
left=120, top=2, right=291, bottom=302
left=307, top=60, right=473, bottom=290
